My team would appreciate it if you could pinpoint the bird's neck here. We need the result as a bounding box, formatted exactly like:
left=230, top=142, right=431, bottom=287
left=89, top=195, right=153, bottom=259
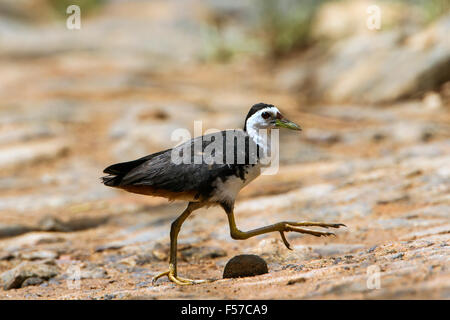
left=246, top=125, right=272, bottom=156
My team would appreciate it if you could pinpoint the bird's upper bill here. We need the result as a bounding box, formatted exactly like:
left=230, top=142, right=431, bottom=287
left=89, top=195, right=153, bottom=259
left=244, top=103, right=302, bottom=132
left=274, top=118, right=302, bottom=131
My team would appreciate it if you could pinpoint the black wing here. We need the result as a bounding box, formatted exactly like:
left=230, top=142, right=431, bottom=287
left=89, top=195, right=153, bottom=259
left=102, top=130, right=260, bottom=197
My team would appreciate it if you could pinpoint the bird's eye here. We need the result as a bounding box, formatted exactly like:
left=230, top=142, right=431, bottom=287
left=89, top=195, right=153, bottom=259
left=261, top=112, right=270, bottom=119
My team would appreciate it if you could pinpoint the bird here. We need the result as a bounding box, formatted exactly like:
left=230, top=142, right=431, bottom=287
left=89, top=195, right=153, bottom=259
left=102, top=103, right=346, bottom=285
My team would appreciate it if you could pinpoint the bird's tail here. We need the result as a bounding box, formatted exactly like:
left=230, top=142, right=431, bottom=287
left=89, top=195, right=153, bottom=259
left=101, top=175, right=122, bottom=187
left=101, top=154, right=156, bottom=187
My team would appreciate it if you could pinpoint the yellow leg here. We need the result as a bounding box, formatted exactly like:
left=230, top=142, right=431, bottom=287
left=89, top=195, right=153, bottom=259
left=226, top=210, right=346, bottom=250
left=152, top=202, right=210, bottom=286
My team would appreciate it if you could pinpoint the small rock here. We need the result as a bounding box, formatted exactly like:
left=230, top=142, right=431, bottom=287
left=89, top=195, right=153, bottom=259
left=287, top=277, right=307, bottom=285
left=38, top=216, right=70, bottom=232
left=0, top=224, right=33, bottom=239
left=423, top=91, right=442, bottom=110
left=95, top=243, right=124, bottom=252
left=368, top=245, right=378, bottom=253
left=117, top=256, right=137, bottom=267
left=20, top=250, right=58, bottom=261
left=151, top=243, right=169, bottom=261
left=392, top=253, right=405, bottom=260
left=223, top=254, right=268, bottom=279
left=282, top=264, right=305, bottom=271
left=1, top=261, right=59, bottom=290
left=21, top=277, right=44, bottom=288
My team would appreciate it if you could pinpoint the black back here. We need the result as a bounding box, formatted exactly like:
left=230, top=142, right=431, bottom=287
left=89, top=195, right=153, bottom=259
left=102, top=130, right=261, bottom=200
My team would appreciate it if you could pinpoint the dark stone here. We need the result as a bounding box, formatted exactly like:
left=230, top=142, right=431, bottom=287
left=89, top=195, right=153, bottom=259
left=21, top=277, right=44, bottom=288
left=95, top=244, right=124, bottom=253
left=0, top=252, right=13, bottom=261
left=1, top=262, right=59, bottom=290
left=0, top=224, right=33, bottom=239
left=287, top=277, right=306, bottom=285
left=223, top=254, right=268, bottom=279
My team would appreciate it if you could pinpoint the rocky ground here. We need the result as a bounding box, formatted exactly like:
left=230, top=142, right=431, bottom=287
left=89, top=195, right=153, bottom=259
left=0, top=0, right=449, bottom=299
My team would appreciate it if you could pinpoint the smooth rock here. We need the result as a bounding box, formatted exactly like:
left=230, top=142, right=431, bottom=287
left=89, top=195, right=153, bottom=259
left=1, top=261, right=59, bottom=290
left=223, top=254, right=268, bottom=279
left=279, top=14, right=450, bottom=103
left=0, top=224, right=33, bottom=239
left=20, top=250, right=58, bottom=261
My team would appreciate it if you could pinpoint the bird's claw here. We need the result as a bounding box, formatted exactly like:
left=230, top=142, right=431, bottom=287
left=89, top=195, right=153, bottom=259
left=280, top=231, right=293, bottom=250
left=152, top=266, right=210, bottom=286
left=278, top=222, right=346, bottom=250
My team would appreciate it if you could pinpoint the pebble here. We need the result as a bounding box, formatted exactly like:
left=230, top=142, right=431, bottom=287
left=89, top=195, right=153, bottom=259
left=223, top=254, right=268, bottom=279
left=20, top=250, right=58, bottom=261
left=392, top=253, right=405, bottom=260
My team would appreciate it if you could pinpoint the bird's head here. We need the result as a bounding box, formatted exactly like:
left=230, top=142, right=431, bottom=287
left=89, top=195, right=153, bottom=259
left=244, top=103, right=301, bottom=132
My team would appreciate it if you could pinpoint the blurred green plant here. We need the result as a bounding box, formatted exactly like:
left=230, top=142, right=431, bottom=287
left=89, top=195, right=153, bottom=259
left=47, top=0, right=105, bottom=17
left=257, top=0, right=326, bottom=57
left=202, top=25, right=263, bottom=63
left=415, top=0, right=450, bottom=23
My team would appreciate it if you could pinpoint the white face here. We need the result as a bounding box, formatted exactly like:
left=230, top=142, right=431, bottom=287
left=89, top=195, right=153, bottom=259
left=246, top=106, right=281, bottom=130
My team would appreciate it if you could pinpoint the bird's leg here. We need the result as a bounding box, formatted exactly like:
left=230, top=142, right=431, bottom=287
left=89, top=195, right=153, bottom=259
left=152, top=202, right=209, bottom=285
left=226, top=210, right=346, bottom=250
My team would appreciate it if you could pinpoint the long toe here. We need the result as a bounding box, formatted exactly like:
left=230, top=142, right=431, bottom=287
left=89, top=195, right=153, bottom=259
left=152, top=270, right=169, bottom=285
left=176, top=276, right=211, bottom=285
left=287, top=225, right=336, bottom=237
left=152, top=269, right=210, bottom=286
left=169, top=274, right=210, bottom=285
left=287, top=221, right=346, bottom=229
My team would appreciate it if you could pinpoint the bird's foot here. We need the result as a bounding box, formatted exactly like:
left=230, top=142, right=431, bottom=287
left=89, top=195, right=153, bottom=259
left=279, top=221, right=346, bottom=250
left=152, top=265, right=210, bottom=286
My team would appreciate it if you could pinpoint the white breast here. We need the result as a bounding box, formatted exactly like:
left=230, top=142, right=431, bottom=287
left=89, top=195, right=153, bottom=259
left=210, top=164, right=261, bottom=204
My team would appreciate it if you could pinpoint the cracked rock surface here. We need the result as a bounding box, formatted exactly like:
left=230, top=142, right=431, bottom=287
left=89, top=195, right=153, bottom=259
left=0, top=0, right=449, bottom=299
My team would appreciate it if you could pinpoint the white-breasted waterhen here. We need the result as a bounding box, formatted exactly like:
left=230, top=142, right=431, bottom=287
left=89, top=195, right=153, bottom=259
left=102, top=103, right=346, bottom=285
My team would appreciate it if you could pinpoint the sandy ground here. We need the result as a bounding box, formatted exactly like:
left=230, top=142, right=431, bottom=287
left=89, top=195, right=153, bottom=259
left=0, top=1, right=449, bottom=300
